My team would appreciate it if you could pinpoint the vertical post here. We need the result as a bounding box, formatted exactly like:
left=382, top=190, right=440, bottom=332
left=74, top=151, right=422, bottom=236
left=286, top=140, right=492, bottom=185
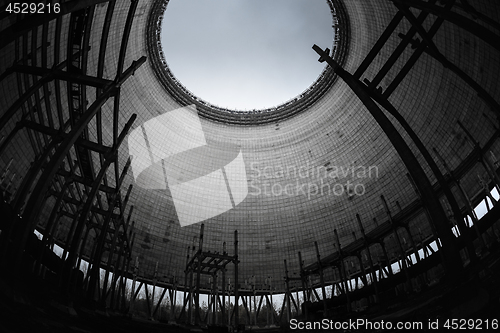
left=109, top=231, right=126, bottom=310
left=334, top=229, right=351, bottom=312
left=35, top=175, right=73, bottom=275
left=379, top=241, right=394, bottom=276
left=266, top=282, right=270, bottom=326
left=188, top=265, right=194, bottom=325
left=194, top=224, right=204, bottom=325
left=284, top=260, right=292, bottom=322
left=234, top=230, right=239, bottom=328
left=380, top=195, right=412, bottom=293
left=122, top=252, right=133, bottom=311
left=172, top=281, right=178, bottom=322
left=314, top=241, right=328, bottom=315
left=151, top=261, right=158, bottom=319
left=253, top=285, right=257, bottom=325
left=458, top=120, right=500, bottom=191
left=356, top=214, right=379, bottom=303
left=75, top=223, right=90, bottom=273
left=103, top=206, right=133, bottom=305
left=183, top=246, right=189, bottom=322
left=269, top=280, right=274, bottom=325
left=298, top=251, right=308, bottom=319
left=356, top=254, right=367, bottom=289
left=228, top=279, right=231, bottom=327
left=89, top=185, right=132, bottom=300
left=296, top=288, right=300, bottom=316
left=101, top=222, right=120, bottom=304
left=222, top=241, right=226, bottom=326
left=433, top=148, right=486, bottom=251
left=212, top=273, right=217, bottom=325
left=129, top=256, right=139, bottom=314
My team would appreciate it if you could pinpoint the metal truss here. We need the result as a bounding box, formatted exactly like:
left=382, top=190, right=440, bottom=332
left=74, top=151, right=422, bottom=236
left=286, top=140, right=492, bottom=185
left=0, top=0, right=145, bottom=310
left=297, top=0, right=500, bottom=317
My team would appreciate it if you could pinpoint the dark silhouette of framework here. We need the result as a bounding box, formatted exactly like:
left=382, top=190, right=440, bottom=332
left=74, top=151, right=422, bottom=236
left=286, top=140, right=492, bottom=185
left=297, top=0, right=500, bottom=318
left=0, top=0, right=145, bottom=312
left=177, top=224, right=240, bottom=328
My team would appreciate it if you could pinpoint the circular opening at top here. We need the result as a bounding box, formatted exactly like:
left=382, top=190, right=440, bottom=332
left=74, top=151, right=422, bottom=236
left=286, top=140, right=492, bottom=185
left=161, top=0, right=335, bottom=111
left=147, top=0, right=349, bottom=125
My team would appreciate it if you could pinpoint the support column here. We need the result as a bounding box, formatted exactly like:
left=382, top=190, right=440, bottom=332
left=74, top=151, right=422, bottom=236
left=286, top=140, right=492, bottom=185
left=188, top=265, right=194, bottom=325
left=109, top=230, right=127, bottom=310
left=212, top=273, right=217, bottom=325
left=194, top=224, right=204, bottom=326
left=356, top=214, right=379, bottom=303
left=221, top=242, right=226, bottom=326
left=102, top=206, right=133, bottom=305
left=395, top=0, right=500, bottom=51
left=298, top=251, right=309, bottom=319
left=284, top=260, right=292, bottom=322
left=363, top=71, right=476, bottom=263
left=118, top=239, right=133, bottom=312
left=12, top=57, right=145, bottom=275
left=234, top=230, right=239, bottom=328
left=151, top=262, right=158, bottom=319
left=314, top=241, right=328, bottom=315
left=86, top=161, right=132, bottom=297
left=381, top=195, right=412, bottom=292
left=401, top=34, right=500, bottom=123
left=129, top=257, right=139, bottom=314
left=458, top=121, right=500, bottom=190
left=313, top=45, right=463, bottom=279
left=433, top=148, right=487, bottom=251
left=35, top=176, right=73, bottom=275
left=334, top=229, right=350, bottom=312
left=379, top=240, right=394, bottom=276
left=172, top=280, right=178, bottom=322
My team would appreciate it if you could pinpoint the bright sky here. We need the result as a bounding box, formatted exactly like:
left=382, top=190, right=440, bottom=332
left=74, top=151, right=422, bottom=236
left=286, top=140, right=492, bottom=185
left=161, top=0, right=334, bottom=110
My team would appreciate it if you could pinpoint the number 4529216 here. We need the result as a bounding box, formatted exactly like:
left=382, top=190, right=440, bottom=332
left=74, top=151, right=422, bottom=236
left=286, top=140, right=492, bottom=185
left=443, top=319, right=498, bottom=330
left=6, top=3, right=61, bottom=14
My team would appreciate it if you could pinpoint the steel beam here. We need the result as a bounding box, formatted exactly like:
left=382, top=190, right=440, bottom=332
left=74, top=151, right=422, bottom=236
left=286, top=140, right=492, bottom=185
left=356, top=214, right=379, bottom=303
left=62, top=115, right=136, bottom=291
left=314, top=241, right=328, bottom=314
left=353, top=11, right=405, bottom=79
left=234, top=230, right=239, bottom=327
left=334, top=229, right=350, bottom=312
left=194, top=224, right=204, bottom=325
left=87, top=182, right=132, bottom=300
left=9, top=57, right=144, bottom=275
left=313, top=44, right=463, bottom=278
left=381, top=195, right=412, bottom=291
left=395, top=0, right=500, bottom=51
left=12, top=65, right=113, bottom=88
left=363, top=79, right=477, bottom=263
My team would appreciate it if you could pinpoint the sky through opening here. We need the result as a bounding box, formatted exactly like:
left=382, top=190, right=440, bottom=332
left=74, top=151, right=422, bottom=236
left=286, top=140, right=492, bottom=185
left=161, top=0, right=335, bottom=111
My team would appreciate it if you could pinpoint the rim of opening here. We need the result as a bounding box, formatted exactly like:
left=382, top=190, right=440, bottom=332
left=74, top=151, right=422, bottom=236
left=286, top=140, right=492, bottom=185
left=146, top=0, right=350, bottom=126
